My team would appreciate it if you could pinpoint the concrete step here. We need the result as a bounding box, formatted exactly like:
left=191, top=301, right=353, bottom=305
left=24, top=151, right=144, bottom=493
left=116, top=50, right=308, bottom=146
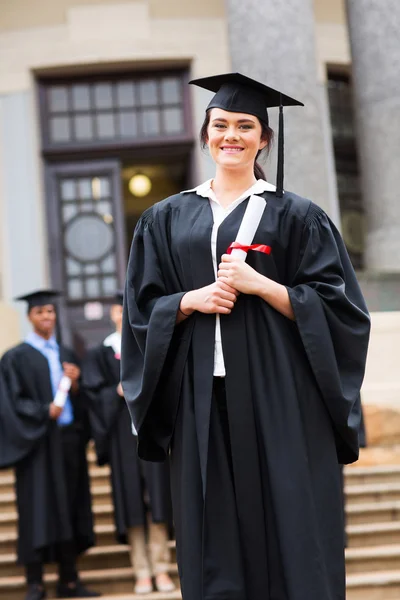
left=346, top=501, right=400, bottom=525
left=0, top=483, right=113, bottom=513
left=0, top=503, right=116, bottom=534
left=347, top=521, right=400, bottom=547
left=0, top=545, right=130, bottom=578
left=0, top=466, right=111, bottom=494
left=0, top=566, right=180, bottom=600
left=0, top=543, right=177, bottom=578
left=345, top=544, right=400, bottom=575
left=0, top=523, right=121, bottom=556
left=84, top=596, right=181, bottom=600
left=345, top=483, right=400, bottom=505
left=345, top=465, right=400, bottom=486
left=346, top=570, right=400, bottom=600
left=0, top=472, right=14, bottom=495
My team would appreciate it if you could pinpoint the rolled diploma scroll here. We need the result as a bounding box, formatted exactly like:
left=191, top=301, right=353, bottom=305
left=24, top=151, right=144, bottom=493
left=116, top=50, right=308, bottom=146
left=53, top=375, right=72, bottom=408
left=230, top=195, right=266, bottom=260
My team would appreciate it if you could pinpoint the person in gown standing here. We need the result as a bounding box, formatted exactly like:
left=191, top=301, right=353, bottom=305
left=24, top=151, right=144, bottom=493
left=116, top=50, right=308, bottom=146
left=82, top=292, right=175, bottom=595
left=0, top=290, right=100, bottom=600
left=121, top=73, right=371, bottom=600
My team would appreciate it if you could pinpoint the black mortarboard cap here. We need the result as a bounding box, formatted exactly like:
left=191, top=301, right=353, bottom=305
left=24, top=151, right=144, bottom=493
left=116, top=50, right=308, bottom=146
left=114, top=291, right=124, bottom=306
left=189, top=72, right=304, bottom=197
left=15, top=289, right=61, bottom=311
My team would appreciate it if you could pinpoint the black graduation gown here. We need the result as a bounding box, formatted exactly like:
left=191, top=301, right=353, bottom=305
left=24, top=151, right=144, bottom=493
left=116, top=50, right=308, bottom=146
left=121, top=190, right=371, bottom=600
left=82, top=344, right=171, bottom=543
left=0, top=343, right=94, bottom=564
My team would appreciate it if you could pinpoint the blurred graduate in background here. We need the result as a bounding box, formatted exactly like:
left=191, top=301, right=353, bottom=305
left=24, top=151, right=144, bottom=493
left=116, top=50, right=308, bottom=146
left=0, top=290, right=99, bottom=600
left=82, top=292, right=175, bottom=595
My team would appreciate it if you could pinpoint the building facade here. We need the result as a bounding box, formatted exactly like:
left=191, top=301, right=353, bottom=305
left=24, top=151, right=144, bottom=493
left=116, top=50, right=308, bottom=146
left=0, top=0, right=399, bottom=355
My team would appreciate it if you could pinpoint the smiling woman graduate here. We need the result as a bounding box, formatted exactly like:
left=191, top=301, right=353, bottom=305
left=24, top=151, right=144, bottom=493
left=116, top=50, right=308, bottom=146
left=121, top=73, right=371, bottom=600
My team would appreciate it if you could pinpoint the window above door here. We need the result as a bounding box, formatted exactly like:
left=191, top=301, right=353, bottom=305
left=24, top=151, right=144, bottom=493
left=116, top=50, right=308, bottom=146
left=38, top=69, right=191, bottom=152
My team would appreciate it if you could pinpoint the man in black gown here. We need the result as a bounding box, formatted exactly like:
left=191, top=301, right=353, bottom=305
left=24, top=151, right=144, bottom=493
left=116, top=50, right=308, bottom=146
left=82, top=293, right=174, bottom=595
left=0, top=290, right=100, bottom=600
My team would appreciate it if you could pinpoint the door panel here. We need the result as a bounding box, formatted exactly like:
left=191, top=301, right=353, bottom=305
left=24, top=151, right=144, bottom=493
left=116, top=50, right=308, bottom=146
left=45, top=160, right=126, bottom=352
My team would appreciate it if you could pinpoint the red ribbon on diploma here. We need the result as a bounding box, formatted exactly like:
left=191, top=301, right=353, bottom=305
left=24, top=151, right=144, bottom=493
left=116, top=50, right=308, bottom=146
left=227, top=242, right=272, bottom=255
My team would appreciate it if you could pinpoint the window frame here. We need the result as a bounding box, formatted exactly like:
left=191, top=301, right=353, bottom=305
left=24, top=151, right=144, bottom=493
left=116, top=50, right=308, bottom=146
left=37, top=68, right=193, bottom=155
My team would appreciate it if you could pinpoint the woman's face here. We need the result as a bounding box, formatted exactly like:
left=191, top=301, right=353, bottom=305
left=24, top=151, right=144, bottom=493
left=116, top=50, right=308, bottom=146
left=206, top=108, right=268, bottom=171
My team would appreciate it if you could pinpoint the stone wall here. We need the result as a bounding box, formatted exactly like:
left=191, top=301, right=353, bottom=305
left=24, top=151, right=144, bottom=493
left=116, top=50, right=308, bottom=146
left=358, top=312, right=400, bottom=465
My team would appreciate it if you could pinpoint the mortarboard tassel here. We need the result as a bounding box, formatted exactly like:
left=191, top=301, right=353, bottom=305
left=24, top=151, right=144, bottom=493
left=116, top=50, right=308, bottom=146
left=276, top=100, right=284, bottom=198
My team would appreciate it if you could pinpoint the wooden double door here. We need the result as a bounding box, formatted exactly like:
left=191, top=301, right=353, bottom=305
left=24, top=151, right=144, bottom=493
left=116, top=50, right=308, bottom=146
left=46, top=159, right=127, bottom=353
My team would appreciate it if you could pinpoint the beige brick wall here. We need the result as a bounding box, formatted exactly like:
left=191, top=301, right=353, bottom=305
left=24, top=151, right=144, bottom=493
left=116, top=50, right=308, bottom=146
left=0, top=2, right=230, bottom=94
left=0, top=0, right=225, bottom=32
left=362, top=312, right=400, bottom=409
left=0, top=303, right=20, bottom=354
left=314, top=0, right=346, bottom=24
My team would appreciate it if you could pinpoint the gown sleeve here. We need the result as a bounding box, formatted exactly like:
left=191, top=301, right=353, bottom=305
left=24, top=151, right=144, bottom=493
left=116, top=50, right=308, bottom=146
left=287, top=203, right=371, bottom=464
left=82, top=348, right=121, bottom=465
left=121, top=206, right=191, bottom=461
left=0, top=351, right=49, bottom=468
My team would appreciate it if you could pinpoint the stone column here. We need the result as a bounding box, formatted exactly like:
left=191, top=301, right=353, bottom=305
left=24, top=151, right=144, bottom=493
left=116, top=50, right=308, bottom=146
left=346, top=0, right=400, bottom=272
left=225, top=0, right=338, bottom=218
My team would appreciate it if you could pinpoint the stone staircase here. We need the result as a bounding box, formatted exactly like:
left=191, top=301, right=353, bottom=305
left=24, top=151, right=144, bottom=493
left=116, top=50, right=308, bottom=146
left=345, top=464, right=400, bottom=599
left=0, top=450, right=179, bottom=600
left=1, top=451, right=399, bottom=599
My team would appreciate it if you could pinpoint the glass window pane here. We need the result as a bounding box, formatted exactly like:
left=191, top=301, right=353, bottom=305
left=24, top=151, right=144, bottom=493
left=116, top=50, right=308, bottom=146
left=94, top=83, right=113, bottom=109
left=96, top=200, right=111, bottom=215
left=65, top=214, right=114, bottom=261
left=80, top=202, right=93, bottom=212
left=96, top=113, right=115, bottom=139
left=74, top=114, right=93, bottom=140
left=118, top=111, right=138, bottom=137
left=98, top=177, right=110, bottom=198
left=84, top=263, right=100, bottom=274
left=72, top=85, right=91, bottom=110
left=78, top=178, right=92, bottom=200
left=50, top=117, right=71, bottom=142
left=102, top=276, right=117, bottom=295
left=139, top=80, right=158, bottom=106
left=161, top=77, right=180, bottom=104
left=101, top=254, right=116, bottom=273
left=48, top=87, right=68, bottom=112
left=91, top=176, right=110, bottom=200
left=86, top=278, right=101, bottom=297
left=60, top=179, right=76, bottom=201
left=68, top=279, right=83, bottom=299
left=62, top=204, right=78, bottom=221
left=142, top=109, right=160, bottom=136
left=163, top=107, right=184, bottom=134
left=66, top=258, right=81, bottom=276
left=116, top=82, right=136, bottom=107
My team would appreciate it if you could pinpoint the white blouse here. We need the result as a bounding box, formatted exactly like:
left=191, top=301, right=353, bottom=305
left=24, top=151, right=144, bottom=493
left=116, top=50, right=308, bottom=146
left=184, top=179, right=276, bottom=376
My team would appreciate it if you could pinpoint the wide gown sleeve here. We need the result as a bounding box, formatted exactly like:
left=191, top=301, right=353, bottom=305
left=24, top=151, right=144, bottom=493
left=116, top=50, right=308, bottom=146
left=121, top=207, right=188, bottom=459
left=287, top=203, right=371, bottom=464
left=0, top=352, right=49, bottom=468
left=82, top=349, right=122, bottom=465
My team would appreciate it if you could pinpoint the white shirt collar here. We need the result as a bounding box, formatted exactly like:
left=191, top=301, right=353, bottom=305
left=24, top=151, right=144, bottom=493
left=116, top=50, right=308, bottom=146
left=104, top=331, right=121, bottom=355
left=181, top=178, right=276, bottom=198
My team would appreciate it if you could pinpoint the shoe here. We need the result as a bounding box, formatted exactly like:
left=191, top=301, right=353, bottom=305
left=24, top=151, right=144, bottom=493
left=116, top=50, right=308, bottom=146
left=155, top=573, right=176, bottom=593
left=24, top=584, right=47, bottom=600
left=56, top=580, right=101, bottom=597
left=134, top=577, right=153, bottom=594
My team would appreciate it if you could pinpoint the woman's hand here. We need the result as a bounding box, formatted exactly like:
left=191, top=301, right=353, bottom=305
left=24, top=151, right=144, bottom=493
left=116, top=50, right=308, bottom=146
left=218, top=254, right=295, bottom=320
left=180, top=281, right=239, bottom=316
left=217, top=254, right=263, bottom=295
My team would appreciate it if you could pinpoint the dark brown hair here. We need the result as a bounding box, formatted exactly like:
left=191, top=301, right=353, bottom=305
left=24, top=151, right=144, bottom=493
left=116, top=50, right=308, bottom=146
left=200, top=110, right=274, bottom=180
